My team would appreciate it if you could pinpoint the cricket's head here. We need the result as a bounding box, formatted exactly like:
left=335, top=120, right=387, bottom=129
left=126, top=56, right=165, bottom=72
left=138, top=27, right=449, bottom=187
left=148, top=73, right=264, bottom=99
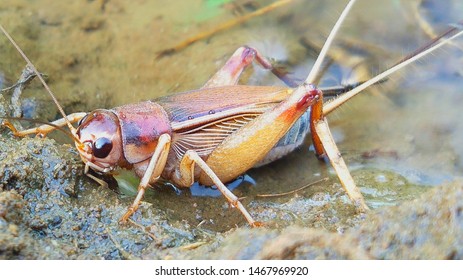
left=75, top=109, right=124, bottom=173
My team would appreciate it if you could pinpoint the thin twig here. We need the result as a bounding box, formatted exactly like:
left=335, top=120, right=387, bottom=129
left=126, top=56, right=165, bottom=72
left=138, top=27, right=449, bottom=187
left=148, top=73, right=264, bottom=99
left=127, top=218, right=160, bottom=242
left=1, top=65, right=39, bottom=130
left=256, top=177, right=328, bottom=198
left=179, top=241, right=208, bottom=251
left=106, top=229, right=140, bottom=260
left=157, top=0, right=293, bottom=57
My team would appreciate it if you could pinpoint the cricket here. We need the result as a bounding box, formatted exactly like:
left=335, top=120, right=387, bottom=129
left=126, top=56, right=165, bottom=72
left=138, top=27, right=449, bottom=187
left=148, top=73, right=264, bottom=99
left=1, top=0, right=462, bottom=227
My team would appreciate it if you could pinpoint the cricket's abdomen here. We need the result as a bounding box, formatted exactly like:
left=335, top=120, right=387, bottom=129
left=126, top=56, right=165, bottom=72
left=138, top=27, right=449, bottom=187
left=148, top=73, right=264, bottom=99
left=254, top=110, right=311, bottom=167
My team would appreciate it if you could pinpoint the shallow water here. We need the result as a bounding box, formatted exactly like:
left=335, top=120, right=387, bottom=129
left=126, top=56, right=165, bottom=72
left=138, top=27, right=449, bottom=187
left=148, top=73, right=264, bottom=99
left=1, top=0, right=463, bottom=258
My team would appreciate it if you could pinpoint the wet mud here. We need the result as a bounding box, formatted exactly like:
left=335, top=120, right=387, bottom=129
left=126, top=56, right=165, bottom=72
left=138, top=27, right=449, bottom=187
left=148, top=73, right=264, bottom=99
left=1, top=134, right=462, bottom=259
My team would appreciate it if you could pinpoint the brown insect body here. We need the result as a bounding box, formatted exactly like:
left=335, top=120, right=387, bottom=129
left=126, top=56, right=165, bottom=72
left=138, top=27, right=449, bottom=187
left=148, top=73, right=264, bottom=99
left=78, top=85, right=294, bottom=188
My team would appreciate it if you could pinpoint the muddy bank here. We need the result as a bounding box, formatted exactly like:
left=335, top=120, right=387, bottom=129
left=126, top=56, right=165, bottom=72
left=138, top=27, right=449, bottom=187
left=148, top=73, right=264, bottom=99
left=0, top=134, right=361, bottom=259
left=194, top=182, right=463, bottom=260
left=1, top=132, right=462, bottom=259
left=0, top=134, right=212, bottom=259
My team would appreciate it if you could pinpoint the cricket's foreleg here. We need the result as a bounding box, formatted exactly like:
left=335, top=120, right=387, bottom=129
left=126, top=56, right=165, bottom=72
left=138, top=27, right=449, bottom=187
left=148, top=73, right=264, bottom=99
left=310, top=95, right=368, bottom=211
left=173, top=150, right=262, bottom=227
left=203, top=46, right=298, bottom=88
left=84, top=164, right=109, bottom=188
left=120, top=134, right=171, bottom=223
left=2, top=112, right=87, bottom=137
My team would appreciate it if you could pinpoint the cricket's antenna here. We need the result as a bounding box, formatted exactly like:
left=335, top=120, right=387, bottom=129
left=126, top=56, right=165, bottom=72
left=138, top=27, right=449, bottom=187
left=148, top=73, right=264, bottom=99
left=323, top=25, right=463, bottom=115
left=305, top=0, right=357, bottom=84
left=0, top=24, right=80, bottom=142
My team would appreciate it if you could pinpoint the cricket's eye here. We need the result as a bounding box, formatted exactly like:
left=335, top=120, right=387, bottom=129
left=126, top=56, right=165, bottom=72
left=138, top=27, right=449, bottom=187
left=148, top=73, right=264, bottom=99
left=93, top=137, right=113, bottom=158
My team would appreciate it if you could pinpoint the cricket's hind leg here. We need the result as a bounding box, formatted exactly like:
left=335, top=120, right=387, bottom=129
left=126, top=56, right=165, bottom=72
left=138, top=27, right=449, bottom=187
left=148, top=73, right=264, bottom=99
left=170, top=84, right=321, bottom=227
left=203, top=46, right=298, bottom=88
left=173, top=150, right=262, bottom=227
left=310, top=89, right=368, bottom=211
